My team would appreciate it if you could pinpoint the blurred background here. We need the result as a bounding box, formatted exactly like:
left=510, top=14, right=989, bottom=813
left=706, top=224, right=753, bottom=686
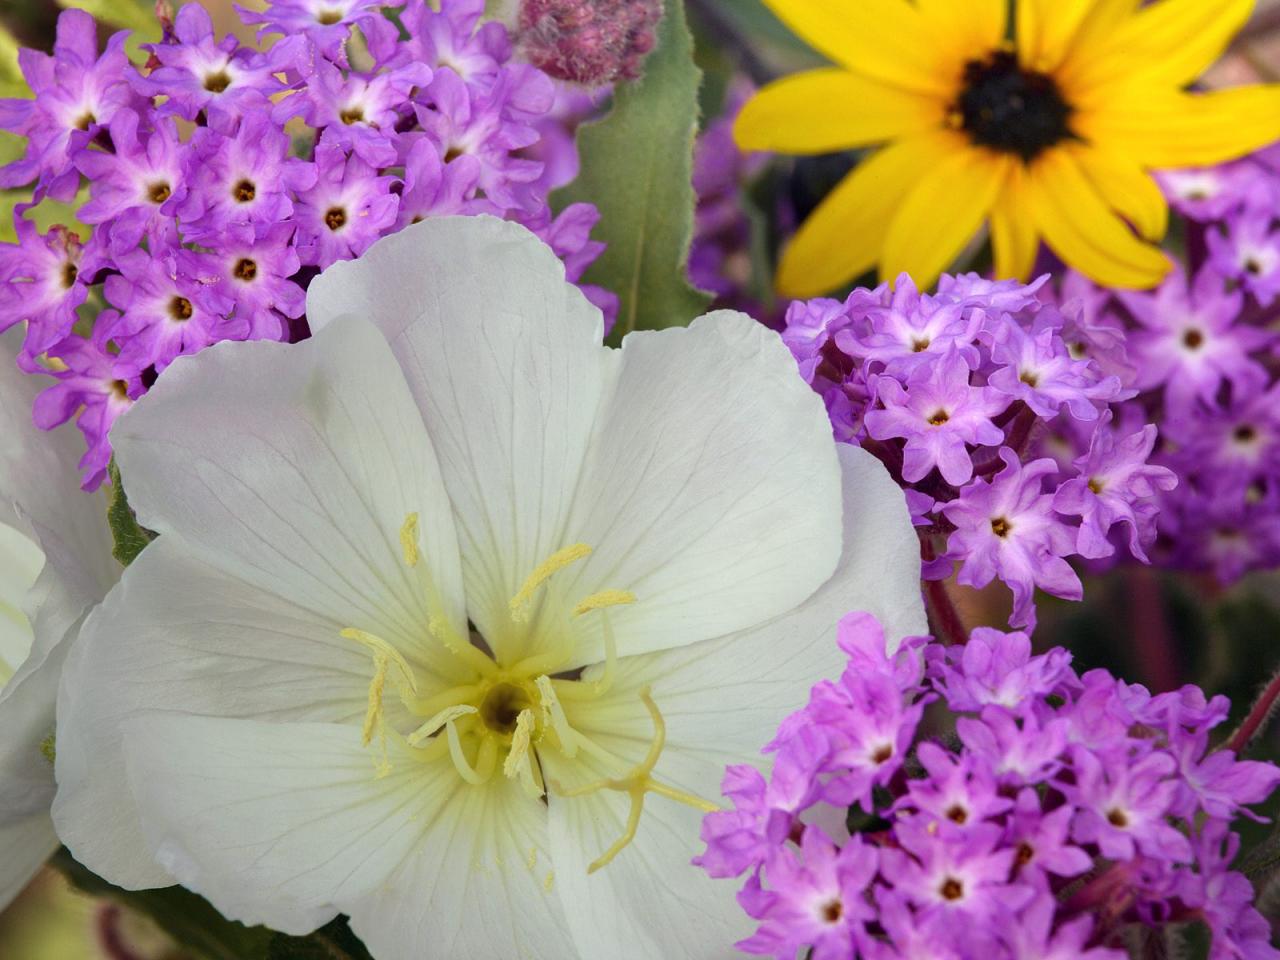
left=3, top=0, right=1280, bottom=956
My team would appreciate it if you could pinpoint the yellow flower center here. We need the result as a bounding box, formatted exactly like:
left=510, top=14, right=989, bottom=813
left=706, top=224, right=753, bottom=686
left=341, top=514, right=717, bottom=873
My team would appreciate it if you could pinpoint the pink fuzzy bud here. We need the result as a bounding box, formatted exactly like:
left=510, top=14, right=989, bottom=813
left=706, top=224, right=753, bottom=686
left=519, top=0, right=662, bottom=86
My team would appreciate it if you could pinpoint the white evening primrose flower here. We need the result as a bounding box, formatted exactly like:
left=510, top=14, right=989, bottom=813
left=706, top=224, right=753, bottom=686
left=0, top=328, right=118, bottom=908
left=52, top=216, right=924, bottom=960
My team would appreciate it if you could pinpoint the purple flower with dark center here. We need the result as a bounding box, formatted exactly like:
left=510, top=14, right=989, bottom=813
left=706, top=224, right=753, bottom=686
left=1207, top=209, right=1280, bottom=306
left=75, top=108, right=185, bottom=254
left=293, top=145, right=398, bottom=268
left=835, top=275, right=981, bottom=375
left=929, top=627, right=1072, bottom=712
left=985, top=313, right=1126, bottom=422
left=1001, top=791, right=1093, bottom=885
left=736, top=830, right=878, bottom=960
left=957, top=707, right=1069, bottom=785
left=175, top=110, right=317, bottom=245
left=1119, top=267, right=1271, bottom=416
left=416, top=69, right=547, bottom=213
left=1165, top=380, right=1280, bottom=499
left=102, top=248, right=243, bottom=374
left=0, top=10, right=134, bottom=199
left=396, top=139, right=489, bottom=227
left=1159, top=486, right=1280, bottom=583
left=897, top=742, right=1012, bottom=832
left=133, top=3, right=286, bottom=124
left=1053, top=415, right=1177, bottom=561
left=0, top=216, right=94, bottom=361
left=941, top=449, right=1081, bottom=628
left=279, top=60, right=431, bottom=168
left=179, top=224, right=305, bottom=341
left=32, top=334, right=140, bottom=489
left=1158, top=162, right=1270, bottom=222
left=865, top=349, right=1008, bottom=486
left=238, top=0, right=385, bottom=60
left=998, top=895, right=1124, bottom=960
left=1066, top=747, right=1192, bottom=863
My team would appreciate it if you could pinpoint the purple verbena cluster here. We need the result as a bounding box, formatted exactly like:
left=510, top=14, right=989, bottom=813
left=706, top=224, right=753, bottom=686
left=697, top=612, right=1280, bottom=960
left=0, top=0, right=615, bottom=488
left=782, top=275, right=1174, bottom=628
left=1027, top=147, right=1280, bottom=583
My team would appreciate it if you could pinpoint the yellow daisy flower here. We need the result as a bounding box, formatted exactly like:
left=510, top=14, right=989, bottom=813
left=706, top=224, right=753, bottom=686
left=736, top=0, right=1280, bottom=295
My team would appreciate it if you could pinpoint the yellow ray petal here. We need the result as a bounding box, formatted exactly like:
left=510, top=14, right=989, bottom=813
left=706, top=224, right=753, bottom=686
left=1075, top=86, right=1280, bottom=169
left=989, top=164, right=1041, bottom=282
left=1016, top=0, right=1095, bottom=72
left=881, top=146, right=1011, bottom=289
left=916, top=0, right=1007, bottom=81
left=1068, top=143, right=1168, bottom=242
left=1062, top=0, right=1253, bottom=92
left=734, top=68, right=945, bottom=155
left=1027, top=148, right=1171, bottom=289
left=758, top=0, right=953, bottom=96
left=776, top=130, right=961, bottom=298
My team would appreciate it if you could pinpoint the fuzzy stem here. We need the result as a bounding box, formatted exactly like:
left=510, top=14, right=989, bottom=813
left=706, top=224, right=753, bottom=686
left=1127, top=568, right=1179, bottom=693
left=1228, top=667, right=1280, bottom=754
left=921, top=538, right=968, bottom=645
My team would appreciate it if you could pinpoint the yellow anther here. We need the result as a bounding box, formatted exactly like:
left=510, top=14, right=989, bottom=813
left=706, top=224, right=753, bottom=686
left=361, top=652, right=390, bottom=748
left=341, top=628, right=420, bottom=696
left=503, top=709, right=537, bottom=780
left=447, top=722, right=497, bottom=785
left=535, top=675, right=577, bottom=758
left=343, top=627, right=422, bottom=778
left=509, top=543, right=593, bottom=622
left=572, top=589, right=636, bottom=617
left=400, top=512, right=420, bottom=567
left=552, top=687, right=718, bottom=874
left=407, top=703, right=478, bottom=747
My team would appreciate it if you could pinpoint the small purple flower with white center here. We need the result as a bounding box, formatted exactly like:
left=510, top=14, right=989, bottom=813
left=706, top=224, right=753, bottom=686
left=182, top=224, right=305, bottom=342
left=396, top=139, right=490, bottom=228
left=835, top=275, right=981, bottom=375
left=1207, top=209, right=1280, bottom=306
left=388, top=0, right=510, bottom=87
left=865, top=349, right=1008, bottom=486
left=1053, top=415, right=1177, bottom=561
left=1002, top=791, right=1092, bottom=885
left=416, top=69, right=547, bottom=213
left=880, top=821, right=1032, bottom=923
left=0, top=10, right=134, bottom=199
left=176, top=111, right=317, bottom=245
left=0, top=216, right=93, bottom=360
left=897, top=742, right=1012, bottom=831
left=1066, top=747, right=1193, bottom=863
left=103, top=248, right=244, bottom=374
left=985, top=313, right=1126, bottom=422
left=1119, top=267, right=1271, bottom=418
left=133, top=3, right=286, bottom=124
left=957, top=707, right=1070, bottom=786
left=736, top=830, right=878, bottom=960
left=929, top=627, right=1072, bottom=712
left=1157, top=161, right=1269, bottom=222
left=279, top=60, right=432, bottom=168
left=942, top=449, right=1081, bottom=628
left=1168, top=732, right=1280, bottom=823
left=75, top=109, right=185, bottom=254
left=238, top=0, right=385, bottom=61
left=293, top=146, right=399, bottom=268
left=33, top=334, right=140, bottom=489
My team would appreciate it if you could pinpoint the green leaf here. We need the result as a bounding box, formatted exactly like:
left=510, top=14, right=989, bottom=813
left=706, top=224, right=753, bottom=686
left=51, top=848, right=276, bottom=960
left=0, top=24, right=26, bottom=98
left=268, top=919, right=375, bottom=960
left=56, top=0, right=160, bottom=38
left=553, top=0, right=712, bottom=345
left=107, top=459, right=155, bottom=566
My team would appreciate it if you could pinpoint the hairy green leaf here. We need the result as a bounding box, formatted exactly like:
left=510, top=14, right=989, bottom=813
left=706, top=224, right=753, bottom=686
left=553, top=0, right=711, bottom=344
left=107, top=459, right=155, bottom=566
left=52, top=848, right=276, bottom=960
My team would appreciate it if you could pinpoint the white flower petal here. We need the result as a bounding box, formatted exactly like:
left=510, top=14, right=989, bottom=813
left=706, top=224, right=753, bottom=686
left=347, top=772, right=575, bottom=960
left=554, top=312, right=843, bottom=666
left=0, top=810, right=57, bottom=911
left=121, top=715, right=463, bottom=935
left=111, top=314, right=468, bottom=653
left=0, top=522, right=42, bottom=683
left=545, top=446, right=923, bottom=959
left=54, top=537, right=377, bottom=890
left=305, top=217, right=608, bottom=663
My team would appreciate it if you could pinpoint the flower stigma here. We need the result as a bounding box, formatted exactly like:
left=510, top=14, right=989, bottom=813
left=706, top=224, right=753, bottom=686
left=338, top=514, right=719, bottom=872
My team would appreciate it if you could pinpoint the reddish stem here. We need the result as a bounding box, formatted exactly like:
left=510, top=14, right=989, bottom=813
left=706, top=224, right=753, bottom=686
left=921, top=538, right=968, bottom=645
left=1127, top=568, right=1179, bottom=693
left=1228, top=667, right=1280, bottom=754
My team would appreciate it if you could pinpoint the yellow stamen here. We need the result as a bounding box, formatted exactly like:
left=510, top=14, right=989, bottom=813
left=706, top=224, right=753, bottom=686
left=447, top=721, right=496, bottom=785
left=535, top=675, right=577, bottom=758
left=400, top=512, right=420, bottom=567
left=551, top=687, right=719, bottom=874
left=406, top=703, right=478, bottom=747
left=428, top=617, right=499, bottom=677
left=509, top=543, right=593, bottom=622
left=362, top=652, right=390, bottom=747
left=502, top=708, right=544, bottom=798
left=554, top=613, right=618, bottom=701
left=572, top=589, right=636, bottom=617
left=341, top=628, right=420, bottom=696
